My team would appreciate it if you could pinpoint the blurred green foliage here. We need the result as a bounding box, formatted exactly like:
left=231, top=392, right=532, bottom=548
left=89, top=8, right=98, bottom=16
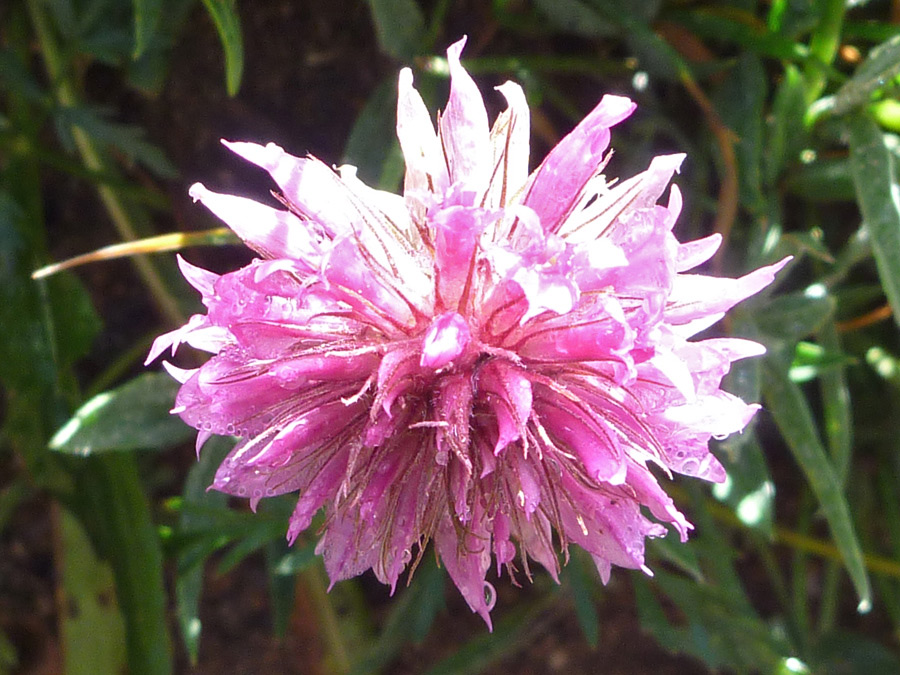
left=2, top=0, right=900, bottom=673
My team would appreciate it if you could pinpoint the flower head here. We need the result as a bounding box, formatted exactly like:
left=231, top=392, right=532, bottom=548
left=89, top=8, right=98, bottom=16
left=148, top=37, right=788, bottom=626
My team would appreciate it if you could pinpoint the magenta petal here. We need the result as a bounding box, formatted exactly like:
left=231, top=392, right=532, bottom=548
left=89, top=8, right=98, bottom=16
left=525, top=95, right=636, bottom=231
left=189, top=182, right=321, bottom=265
left=666, top=257, right=792, bottom=324
left=435, top=509, right=494, bottom=629
left=420, top=312, right=471, bottom=369
left=440, top=37, right=491, bottom=187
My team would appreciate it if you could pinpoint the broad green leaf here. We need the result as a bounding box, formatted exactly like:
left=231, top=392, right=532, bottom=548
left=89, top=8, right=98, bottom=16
left=756, top=291, right=835, bottom=341
left=365, top=0, right=426, bottom=60
left=50, top=372, right=192, bottom=454
left=59, top=507, right=128, bottom=675
left=132, top=0, right=162, bottom=58
left=343, top=78, right=405, bottom=190
left=848, top=113, right=900, bottom=329
left=199, top=0, right=244, bottom=96
left=834, top=35, right=900, bottom=116
left=73, top=455, right=172, bottom=675
left=762, top=357, right=872, bottom=611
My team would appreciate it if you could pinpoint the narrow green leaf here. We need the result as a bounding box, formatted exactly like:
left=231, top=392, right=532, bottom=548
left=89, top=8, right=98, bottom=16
left=364, top=0, right=426, bottom=60
left=349, top=556, right=445, bottom=675
left=848, top=113, right=900, bottom=329
left=50, top=372, right=192, bottom=454
left=566, top=550, right=600, bottom=646
left=532, top=0, right=616, bottom=38
left=199, top=0, right=244, bottom=96
left=767, top=64, right=807, bottom=186
left=132, top=0, right=162, bottom=58
left=834, top=35, right=900, bottom=115
left=74, top=455, right=173, bottom=675
left=762, top=358, right=872, bottom=611
left=52, top=105, right=178, bottom=178
left=817, top=322, right=853, bottom=484
left=175, top=437, right=231, bottom=663
left=785, top=157, right=856, bottom=202
left=265, top=539, right=299, bottom=638
left=716, top=53, right=766, bottom=213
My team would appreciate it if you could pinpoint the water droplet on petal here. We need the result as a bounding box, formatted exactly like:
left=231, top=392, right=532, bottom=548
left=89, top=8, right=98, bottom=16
left=483, top=582, right=497, bottom=611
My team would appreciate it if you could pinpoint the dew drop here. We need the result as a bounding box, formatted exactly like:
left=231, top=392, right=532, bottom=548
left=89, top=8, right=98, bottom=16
left=681, top=458, right=700, bottom=475
left=225, top=423, right=235, bottom=435
left=483, top=582, right=497, bottom=611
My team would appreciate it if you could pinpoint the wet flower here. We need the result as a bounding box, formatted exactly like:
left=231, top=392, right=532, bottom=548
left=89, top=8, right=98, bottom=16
left=148, top=37, right=788, bottom=626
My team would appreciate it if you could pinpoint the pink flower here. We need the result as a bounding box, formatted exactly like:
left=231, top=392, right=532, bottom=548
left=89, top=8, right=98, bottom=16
left=148, top=37, right=788, bottom=627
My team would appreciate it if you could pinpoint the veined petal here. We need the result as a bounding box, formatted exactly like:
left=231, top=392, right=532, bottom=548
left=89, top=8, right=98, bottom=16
left=483, top=81, right=530, bottom=211
left=189, top=182, right=321, bottom=265
left=666, top=257, right=792, bottom=324
left=524, top=95, right=636, bottom=232
left=397, top=67, right=449, bottom=212
left=440, top=37, right=491, bottom=188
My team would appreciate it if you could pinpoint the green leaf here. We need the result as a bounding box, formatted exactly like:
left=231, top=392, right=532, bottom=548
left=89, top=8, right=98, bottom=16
left=424, top=595, right=554, bottom=675
left=364, top=0, right=426, bottom=60
left=566, top=550, right=600, bottom=646
left=788, top=340, right=854, bottom=384
left=848, top=113, right=900, bottom=329
left=199, top=0, right=244, bottom=96
left=716, top=53, right=766, bottom=213
left=59, top=508, right=128, bottom=675
left=756, top=291, right=836, bottom=341
left=73, top=455, right=173, bottom=675
left=50, top=372, right=193, bottom=455
left=714, top=435, right=775, bottom=535
left=785, top=157, right=856, bottom=202
left=532, top=0, right=616, bottom=38
left=767, top=64, right=807, bottom=185
left=132, top=0, right=162, bottom=58
left=349, top=555, right=445, bottom=675
left=636, top=570, right=786, bottom=672
left=175, top=436, right=230, bottom=663
left=817, top=323, right=853, bottom=483
left=343, top=78, right=405, bottom=191
left=53, top=104, right=177, bottom=178
left=762, top=357, right=872, bottom=611
left=833, top=35, right=900, bottom=116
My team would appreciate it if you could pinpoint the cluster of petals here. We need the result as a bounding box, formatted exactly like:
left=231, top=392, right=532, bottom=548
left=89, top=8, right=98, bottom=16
left=148, top=37, right=788, bottom=626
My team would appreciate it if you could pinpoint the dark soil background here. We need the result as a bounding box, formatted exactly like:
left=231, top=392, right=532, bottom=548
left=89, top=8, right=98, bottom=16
left=1, top=1, right=795, bottom=673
